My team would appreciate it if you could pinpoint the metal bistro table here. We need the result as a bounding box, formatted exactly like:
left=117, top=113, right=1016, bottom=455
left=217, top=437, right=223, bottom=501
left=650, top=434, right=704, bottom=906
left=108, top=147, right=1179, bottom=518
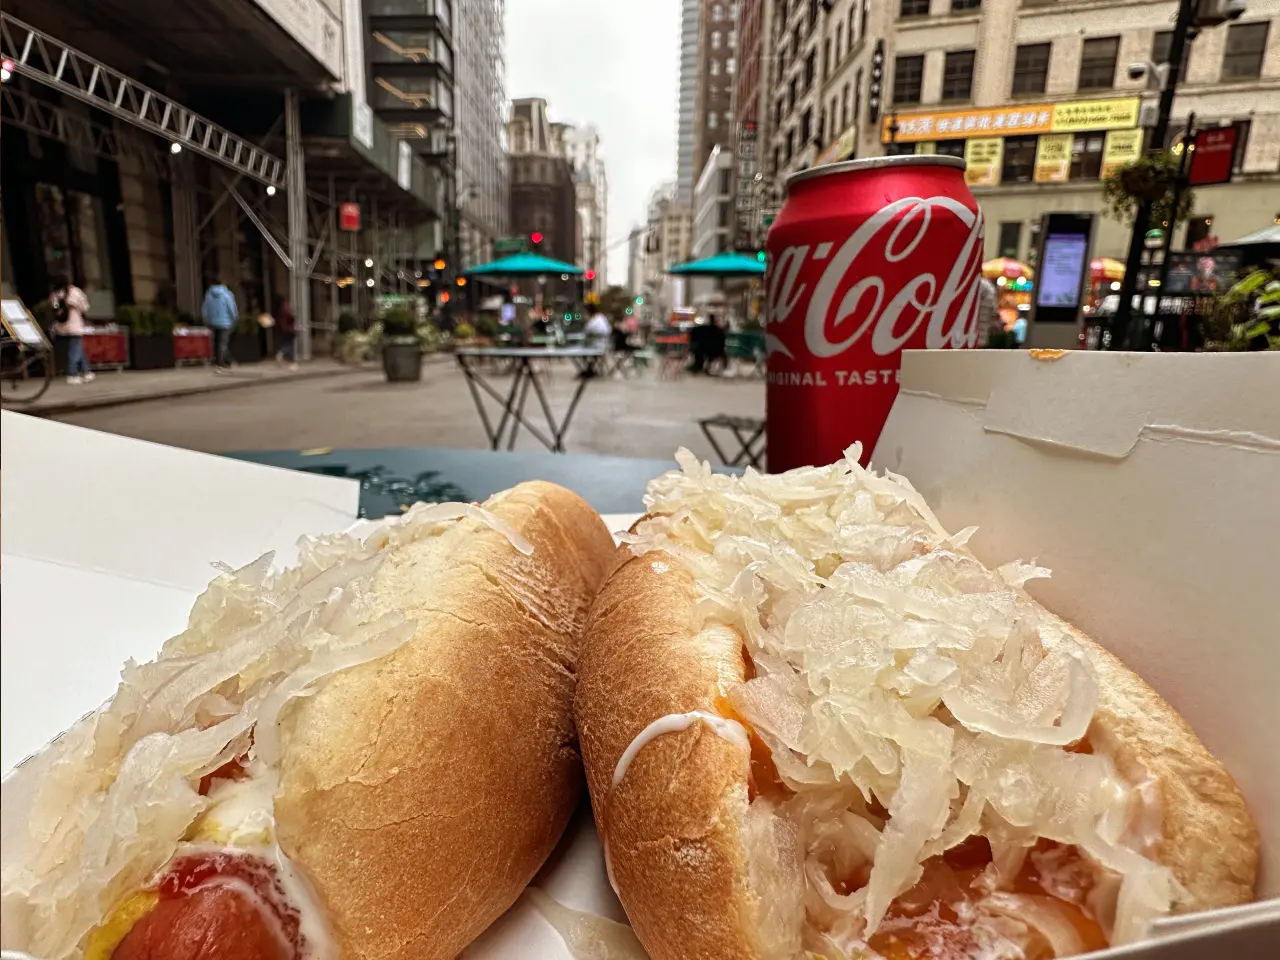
left=228, top=447, right=743, bottom=518
left=454, top=345, right=606, bottom=453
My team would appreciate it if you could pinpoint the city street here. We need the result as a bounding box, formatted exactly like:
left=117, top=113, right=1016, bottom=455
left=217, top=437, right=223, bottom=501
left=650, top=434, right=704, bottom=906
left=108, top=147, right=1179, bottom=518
left=52, top=362, right=766, bottom=463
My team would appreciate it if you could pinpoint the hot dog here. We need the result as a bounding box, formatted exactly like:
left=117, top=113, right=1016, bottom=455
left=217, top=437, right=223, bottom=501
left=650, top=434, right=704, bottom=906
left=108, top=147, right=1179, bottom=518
left=575, top=450, right=1259, bottom=960
left=2, top=482, right=616, bottom=960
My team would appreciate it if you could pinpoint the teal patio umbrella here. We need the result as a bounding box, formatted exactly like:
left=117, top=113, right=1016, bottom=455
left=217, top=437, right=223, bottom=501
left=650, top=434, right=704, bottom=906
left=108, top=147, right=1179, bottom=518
left=666, top=251, right=766, bottom=276
left=464, top=252, right=584, bottom=276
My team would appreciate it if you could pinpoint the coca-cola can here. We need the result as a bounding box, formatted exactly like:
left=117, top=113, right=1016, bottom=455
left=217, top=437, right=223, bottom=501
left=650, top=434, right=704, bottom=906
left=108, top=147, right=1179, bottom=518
left=764, top=155, right=983, bottom=472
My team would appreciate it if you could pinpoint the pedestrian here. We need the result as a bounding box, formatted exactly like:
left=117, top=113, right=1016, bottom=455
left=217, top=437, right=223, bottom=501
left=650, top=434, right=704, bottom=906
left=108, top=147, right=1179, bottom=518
left=585, top=308, right=610, bottom=342
left=976, top=278, right=1000, bottom=347
left=274, top=296, right=298, bottom=369
left=49, top=275, right=95, bottom=385
left=202, top=278, right=238, bottom=372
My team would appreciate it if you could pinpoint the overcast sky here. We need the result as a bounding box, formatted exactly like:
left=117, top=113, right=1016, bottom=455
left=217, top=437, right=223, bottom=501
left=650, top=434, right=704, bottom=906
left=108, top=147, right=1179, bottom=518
left=505, top=0, right=681, bottom=286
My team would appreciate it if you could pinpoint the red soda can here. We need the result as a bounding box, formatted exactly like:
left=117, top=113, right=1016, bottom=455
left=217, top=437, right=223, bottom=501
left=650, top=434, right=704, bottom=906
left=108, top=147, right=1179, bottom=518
left=764, top=156, right=983, bottom=471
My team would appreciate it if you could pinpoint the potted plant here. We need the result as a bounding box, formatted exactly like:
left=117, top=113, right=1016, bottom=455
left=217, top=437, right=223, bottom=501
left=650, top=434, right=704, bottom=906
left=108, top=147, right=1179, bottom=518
left=120, top=305, right=176, bottom=370
left=230, top=314, right=264, bottom=363
left=381, top=306, right=422, bottom=382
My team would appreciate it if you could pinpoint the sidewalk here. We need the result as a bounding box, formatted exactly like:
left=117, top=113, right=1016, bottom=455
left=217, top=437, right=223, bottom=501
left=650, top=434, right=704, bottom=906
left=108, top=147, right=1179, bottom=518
left=18, top=361, right=366, bottom=417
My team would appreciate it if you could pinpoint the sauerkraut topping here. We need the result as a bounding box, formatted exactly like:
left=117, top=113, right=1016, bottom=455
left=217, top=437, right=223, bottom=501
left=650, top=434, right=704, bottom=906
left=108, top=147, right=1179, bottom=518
left=1, top=502, right=521, bottom=960
left=623, top=449, right=1178, bottom=958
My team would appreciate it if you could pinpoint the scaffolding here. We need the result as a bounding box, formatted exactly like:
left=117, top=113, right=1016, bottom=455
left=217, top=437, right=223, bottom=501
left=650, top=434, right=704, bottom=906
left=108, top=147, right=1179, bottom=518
left=2, top=13, right=444, bottom=360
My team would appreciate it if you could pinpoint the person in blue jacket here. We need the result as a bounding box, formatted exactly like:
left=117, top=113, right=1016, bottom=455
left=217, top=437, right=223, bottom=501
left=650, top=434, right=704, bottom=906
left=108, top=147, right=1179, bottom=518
left=202, top=279, right=238, bottom=371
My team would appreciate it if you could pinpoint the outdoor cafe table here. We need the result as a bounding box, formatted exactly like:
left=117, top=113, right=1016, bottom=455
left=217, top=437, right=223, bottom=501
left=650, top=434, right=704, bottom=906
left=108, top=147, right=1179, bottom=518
left=454, top=345, right=606, bottom=453
left=228, top=447, right=741, bottom=518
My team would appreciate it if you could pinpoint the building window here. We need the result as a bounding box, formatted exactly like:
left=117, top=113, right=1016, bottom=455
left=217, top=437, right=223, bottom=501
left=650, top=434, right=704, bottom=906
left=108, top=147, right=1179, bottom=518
left=712, top=3, right=724, bottom=19
left=1070, top=133, right=1105, bottom=179
left=900, top=0, right=930, bottom=17
left=726, top=57, right=736, bottom=75
left=942, top=50, right=976, bottom=101
left=772, top=146, right=781, bottom=175
left=718, top=203, right=731, bottom=227
left=935, top=139, right=965, bottom=158
left=805, top=51, right=816, bottom=89
left=855, top=68, right=863, bottom=123
left=841, top=82, right=851, bottom=128
left=1001, top=135, right=1038, bottom=183
left=774, top=98, right=784, bottom=125
left=1222, top=21, right=1268, bottom=80
left=1078, top=36, right=1119, bottom=90
left=998, top=221, right=1021, bottom=258
left=951, top=0, right=982, bottom=10
left=836, top=24, right=844, bottom=60
left=830, top=97, right=839, bottom=138
left=788, top=77, right=798, bottom=111
left=1012, top=43, right=1050, bottom=95
left=708, top=112, right=718, bottom=129
left=861, top=0, right=870, bottom=39
left=711, top=59, right=720, bottom=76
left=1185, top=215, right=1214, bottom=248
left=719, top=168, right=732, bottom=194
left=786, top=129, right=795, bottom=162
left=801, top=107, right=813, bottom=144
left=712, top=31, right=722, bottom=50
left=1151, top=31, right=1190, bottom=82
left=824, top=39, right=831, bottom=80
left=893, top=54, right=925, bottom=105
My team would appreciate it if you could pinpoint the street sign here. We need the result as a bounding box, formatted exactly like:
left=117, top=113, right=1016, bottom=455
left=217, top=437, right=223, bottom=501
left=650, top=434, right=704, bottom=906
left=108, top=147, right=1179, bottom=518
left=493, top=236, right=529, bottom=256
left=1188, top=126, right=1238, bottom=186
left=339, top=203, right=361, bottom=232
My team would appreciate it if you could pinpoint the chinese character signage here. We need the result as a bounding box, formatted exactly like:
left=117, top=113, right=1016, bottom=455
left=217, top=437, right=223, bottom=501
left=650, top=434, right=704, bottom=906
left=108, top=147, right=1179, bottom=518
left=964, top=138, right=1003, bottom=187
left=815, top=127, right=857, bottom=165
left=1034, top=134, right=1073, bottom=183
left=1189, top=126, right=1238, bottom=186
left=883, top=98, right=1139, bottom=143
left=1100, top=129, right=1143, bottom=179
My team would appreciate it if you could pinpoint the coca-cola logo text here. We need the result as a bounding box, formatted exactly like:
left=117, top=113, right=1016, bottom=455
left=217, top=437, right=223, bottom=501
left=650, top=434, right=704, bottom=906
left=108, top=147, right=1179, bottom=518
left=765, top=196, right=983, bottom=360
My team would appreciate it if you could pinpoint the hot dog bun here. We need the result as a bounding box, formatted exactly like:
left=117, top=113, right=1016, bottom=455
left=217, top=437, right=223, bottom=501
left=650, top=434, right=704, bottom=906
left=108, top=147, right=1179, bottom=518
left=575, top=453, right=1258, bottom=960
left=2, top=481, right=616, bottom=960
left=275, top=481, right=616, bottom=959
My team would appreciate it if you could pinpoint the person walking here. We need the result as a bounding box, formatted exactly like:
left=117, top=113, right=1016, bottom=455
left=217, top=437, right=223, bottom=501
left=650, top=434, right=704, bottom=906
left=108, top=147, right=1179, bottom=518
left=977, top=278, right=1001, bottom=347
left=274, top=296, right=297, bottom=370
left=50, top=276, right=95, bottom=385
left=202, top=279, right=238, bottom=371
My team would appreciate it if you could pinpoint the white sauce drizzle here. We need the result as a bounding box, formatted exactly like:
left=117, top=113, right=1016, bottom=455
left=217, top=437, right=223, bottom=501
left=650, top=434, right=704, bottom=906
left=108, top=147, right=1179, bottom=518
left=602, top=711, right=750, bottom=897
left=611, top=711, right=750, bottom=790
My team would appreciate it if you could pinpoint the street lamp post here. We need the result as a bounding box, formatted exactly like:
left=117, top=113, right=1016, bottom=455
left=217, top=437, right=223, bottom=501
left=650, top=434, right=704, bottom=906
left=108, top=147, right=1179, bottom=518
left=1110, top=0, right=1200, bottom=348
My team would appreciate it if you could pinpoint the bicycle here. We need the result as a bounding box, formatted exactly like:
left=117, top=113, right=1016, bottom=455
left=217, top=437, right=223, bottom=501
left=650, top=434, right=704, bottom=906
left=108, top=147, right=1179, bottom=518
left=0, top=315, right=56, bottom=405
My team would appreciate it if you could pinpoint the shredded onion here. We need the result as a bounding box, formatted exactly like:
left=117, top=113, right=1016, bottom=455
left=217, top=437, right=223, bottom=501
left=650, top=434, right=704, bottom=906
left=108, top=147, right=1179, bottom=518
left=629, top=447, right=1177, bottom=952
left=1, top=501, right=518, bottom=959
left=981, top=892, right=1086, bottom=956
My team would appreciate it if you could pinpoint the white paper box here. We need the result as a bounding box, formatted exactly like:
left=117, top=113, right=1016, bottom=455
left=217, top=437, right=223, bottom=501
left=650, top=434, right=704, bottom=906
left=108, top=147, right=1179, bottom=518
left=873, top=349, right=1280, bottom=957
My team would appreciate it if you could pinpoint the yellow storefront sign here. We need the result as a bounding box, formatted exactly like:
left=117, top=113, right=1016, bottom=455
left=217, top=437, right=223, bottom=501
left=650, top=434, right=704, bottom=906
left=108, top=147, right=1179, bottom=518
left=964, top=138, right=1003, bottom=187
left=1101, top=128, right=1145, bottom=179
left=1034, top=133, right=1073, bottom=183
left=883, top=97, right=1139, bottom=143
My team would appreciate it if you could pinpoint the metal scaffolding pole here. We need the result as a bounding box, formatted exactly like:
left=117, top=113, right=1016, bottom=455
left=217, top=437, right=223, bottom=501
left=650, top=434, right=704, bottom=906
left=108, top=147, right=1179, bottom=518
left=328, top=175, right=339, bottom=332
left=285, top=89, right=311, bottom=360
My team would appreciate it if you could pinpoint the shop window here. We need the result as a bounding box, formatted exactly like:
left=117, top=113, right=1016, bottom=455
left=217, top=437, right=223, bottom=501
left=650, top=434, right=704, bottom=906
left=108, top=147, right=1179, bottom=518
left=1185, top=215, right=1214, bottom=249
left=1151, top=31, right=1189, bottom=82
left=893, top=54, right=925, bottom=105
left=1001, top=136, right=1039, bottom=184
left=1222, top=22, right=1268, bottom=80
left=998, top=221, right=1022, bottom=259
left=1078, top=36, right=1119, bottom=91
left=1012, top=43, right=1050, bottom=95
left=900, top=0, right=930, bottom=17
left=1070, top=133, right=1105, bottom=179
left=942, top=50, right=975, bottom=102
left=935, top=139, right=965, bottom=158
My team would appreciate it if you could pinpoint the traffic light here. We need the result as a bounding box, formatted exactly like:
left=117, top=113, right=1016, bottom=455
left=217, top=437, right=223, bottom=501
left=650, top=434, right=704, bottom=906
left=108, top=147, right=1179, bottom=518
left=433, top=258, right=446, bottom=271
left=563, top=312, right=572, bottom=322
left=635, top=296, right=644, bottom=305
left=456, top=277, right=467, bottom=287
left=625, top=307, right=633, bottom=315
left=531, top=232, right=544, bottom=245
left=585, top=269, right=596, bottom=281
left=440, top=291, right=451, bottom=304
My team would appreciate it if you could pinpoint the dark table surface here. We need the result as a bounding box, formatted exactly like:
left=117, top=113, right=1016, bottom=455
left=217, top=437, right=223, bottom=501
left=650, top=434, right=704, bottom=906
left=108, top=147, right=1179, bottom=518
left=227, top=447, right=739, bottom=518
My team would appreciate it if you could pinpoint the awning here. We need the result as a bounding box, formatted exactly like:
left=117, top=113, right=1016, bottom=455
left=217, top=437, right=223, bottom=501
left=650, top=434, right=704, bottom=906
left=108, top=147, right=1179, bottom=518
left=1221, top=225, right=1280, bottom=247
left=667, top=251, right=766, bottom=276
left=465, top=253, right=583, bottom=277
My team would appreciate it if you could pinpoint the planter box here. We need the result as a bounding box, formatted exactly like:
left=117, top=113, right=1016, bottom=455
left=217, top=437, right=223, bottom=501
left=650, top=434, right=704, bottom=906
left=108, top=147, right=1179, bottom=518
left=129, top=335, right=175, bottom=371
left=382, top=340, right=423, bottom=382
left=230, top=331, right=263, bottom=364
